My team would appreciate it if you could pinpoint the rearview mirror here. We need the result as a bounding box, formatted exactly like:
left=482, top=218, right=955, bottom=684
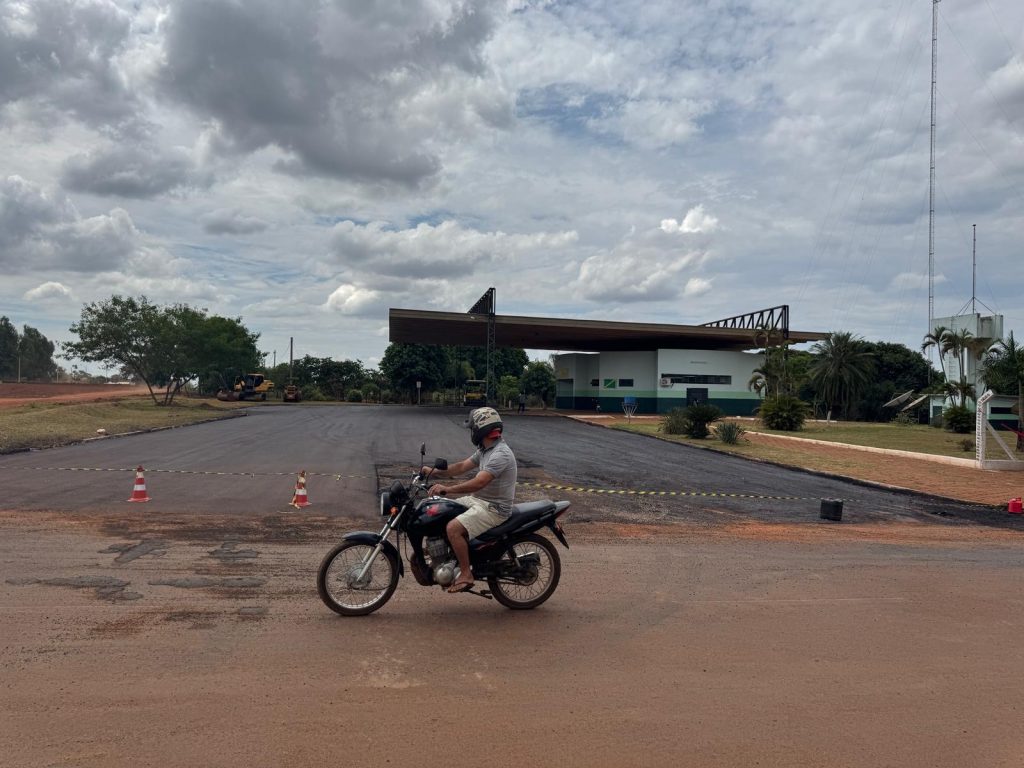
left=433, top=458, right=448, bottom=471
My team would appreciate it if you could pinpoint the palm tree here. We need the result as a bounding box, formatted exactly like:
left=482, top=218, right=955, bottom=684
left=809, top=331, right=875, bottom=420
left=921, top=325, right=949, bottom=380
left=981, top=333, right=1024, bottom=449
left=748, top=370, right=768, bottom=399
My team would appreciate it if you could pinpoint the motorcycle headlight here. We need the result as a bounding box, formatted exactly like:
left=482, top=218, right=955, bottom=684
left=380, top=490, right=391, bottom=516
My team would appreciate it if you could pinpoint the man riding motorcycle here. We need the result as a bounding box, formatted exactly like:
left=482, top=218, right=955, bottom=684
left=422, top=407, right=518, bottom=593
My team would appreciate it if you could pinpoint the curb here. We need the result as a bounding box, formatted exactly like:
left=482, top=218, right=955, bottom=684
left=559, top=413, right=1004, bottom=511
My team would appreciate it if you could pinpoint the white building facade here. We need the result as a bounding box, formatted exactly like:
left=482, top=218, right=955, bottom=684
left=554, top=349, right=765, bottom=415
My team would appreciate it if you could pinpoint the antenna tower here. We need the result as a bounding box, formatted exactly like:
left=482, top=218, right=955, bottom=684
left=927, top=0, right=940, bottom=344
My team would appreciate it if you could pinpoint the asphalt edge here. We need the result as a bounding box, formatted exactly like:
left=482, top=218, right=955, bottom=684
left=0, top=409, right=249, bottom=456
left=558, top=413, right=1004, bottom=512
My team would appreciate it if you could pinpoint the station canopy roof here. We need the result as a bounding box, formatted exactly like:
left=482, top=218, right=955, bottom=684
left=389, top=308, right=826, bottom=352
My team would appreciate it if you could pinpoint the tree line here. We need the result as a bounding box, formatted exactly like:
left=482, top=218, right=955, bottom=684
left=751, top=327, right=1023, bottom=430
left=60, top=295, right=557, bottom=406
left=55, top=295, right=1024, bottom=425
left=0, top=316, right=58, bottom=381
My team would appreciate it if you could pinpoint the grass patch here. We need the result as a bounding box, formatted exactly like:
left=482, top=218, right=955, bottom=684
left=0, top=397, right=245, bottom=453
left=614, top=419, right=1013, bottom=463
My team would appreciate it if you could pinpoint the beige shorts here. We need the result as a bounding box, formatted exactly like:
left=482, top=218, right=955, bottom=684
left=454, top=496, right=508, bottom=539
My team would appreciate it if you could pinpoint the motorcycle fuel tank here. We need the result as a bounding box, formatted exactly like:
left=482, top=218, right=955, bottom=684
left=408, top=497, right=469, bottom=536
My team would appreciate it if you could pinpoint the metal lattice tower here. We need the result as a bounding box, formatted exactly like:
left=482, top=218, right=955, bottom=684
left=467, top=288, right=496, bottom=404
left=928, top=0, right=940, bottom=345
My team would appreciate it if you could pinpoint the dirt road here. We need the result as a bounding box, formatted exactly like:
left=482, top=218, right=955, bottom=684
left=3, top=510, right=1024, bottom=768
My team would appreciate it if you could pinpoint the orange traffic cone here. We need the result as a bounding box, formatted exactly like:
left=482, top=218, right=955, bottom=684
left=127, top=465, right=151, bottom=502
left=290, top=470, right=311, bottom=508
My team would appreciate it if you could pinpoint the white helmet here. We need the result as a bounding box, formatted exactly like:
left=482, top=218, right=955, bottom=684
left=465, top=407, right=503, bottom=447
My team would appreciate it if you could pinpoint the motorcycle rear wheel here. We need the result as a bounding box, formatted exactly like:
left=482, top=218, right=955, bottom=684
left=487, top=533, right=561, bottom=610
left=317, top=541, right=399, bottom=616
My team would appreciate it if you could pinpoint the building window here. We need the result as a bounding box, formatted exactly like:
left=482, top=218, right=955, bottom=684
left=618, top=378, right=634, bottom=388
left=661, top=374, right=732, bottom=385
left=590, top=379, right=600, bottom=387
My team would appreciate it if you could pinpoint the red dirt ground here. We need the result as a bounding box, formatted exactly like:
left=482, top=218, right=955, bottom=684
left=0, top=382, right=151, bottom=409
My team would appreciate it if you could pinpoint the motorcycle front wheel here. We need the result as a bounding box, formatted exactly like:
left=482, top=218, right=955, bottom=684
left=487, top=533, right=561, bottom=610
left=317, top=541, right=399, bottom=616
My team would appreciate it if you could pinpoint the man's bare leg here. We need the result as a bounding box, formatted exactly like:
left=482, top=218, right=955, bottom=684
left=446, top=519, right=474, bottom=592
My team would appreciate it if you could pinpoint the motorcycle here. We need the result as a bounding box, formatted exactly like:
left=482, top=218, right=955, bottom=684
left=317, top=444, right=570, bottom=616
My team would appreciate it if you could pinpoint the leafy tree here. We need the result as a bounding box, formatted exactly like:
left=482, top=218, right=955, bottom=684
left=379, top=343, right=446, bottom=402
left=497, top=374, right=521, bottom=408
left=18, top=325, right=58, bottom=380
left=64, top=295, right=262, bottom=405
left=187, top=314, right=263, bottom=395
left=291, top=356, right=366, bottom=399
left=808, top=331, right=875, bottom=419
left=981, top=333, right=1024, bottom=448
left=0, top=317, right=19, bottom=379
left=520, top=360, right=556, bottom=405
left=454, top=346, right=529, bottom=385
left=853, top=341, right=932, bottom=421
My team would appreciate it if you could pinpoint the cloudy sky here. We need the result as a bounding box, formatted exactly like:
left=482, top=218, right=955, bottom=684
left=2, top=0, right=1022, bottom=371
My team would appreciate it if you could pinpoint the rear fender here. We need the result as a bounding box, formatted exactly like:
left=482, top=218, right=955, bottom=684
left=342, top=531, right=404, bottom=578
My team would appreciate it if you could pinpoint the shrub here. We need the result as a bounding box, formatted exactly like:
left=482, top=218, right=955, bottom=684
left=891, top=411, right=916, bottom=427
left=661, top=407, right=690, bottom=435
left=347, top=389, right=363, bottom=403
left=713, top=421, right=746, bottom=445
left=301, top=384, right=328, bottom=401
left=758, top=395, right=810, bottom=431
left=943, top=405, right=973, bottom=434
left=929, top=413, right=943, bottom=428
left=361, top=383, right=379, bottom=402
left=661, top=404, right=723, bottom=439
left=956, top=438, right=975, bottom=452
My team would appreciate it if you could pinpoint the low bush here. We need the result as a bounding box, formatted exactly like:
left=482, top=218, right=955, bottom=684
left=347, top=389, right=363, bottom=403
left=661, top=404, right=723, bottom=439
left=713, top=421, right=746, bottom=445
left=757, top=395, right=809, bottom=431
left=943, top=405, right=973, bottom=434
left=956, top=438, right=975, bottom=452
left=660, top=407, right=689, bottom=435
left=301, top=384, right=328, bottom=401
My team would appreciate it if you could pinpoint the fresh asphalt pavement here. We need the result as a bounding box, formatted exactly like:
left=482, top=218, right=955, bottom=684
left=0, top=405, right=1010, bottom=527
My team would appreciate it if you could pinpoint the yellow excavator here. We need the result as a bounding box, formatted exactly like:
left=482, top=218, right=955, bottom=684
left=217, top=373, right=274, bottom=402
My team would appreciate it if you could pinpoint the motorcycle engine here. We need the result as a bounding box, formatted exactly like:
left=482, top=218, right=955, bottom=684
left=424, top=536, right=457, bottom=587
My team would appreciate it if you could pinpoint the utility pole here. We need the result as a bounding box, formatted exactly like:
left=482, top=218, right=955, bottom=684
left=289, top=337, right=294, bottom=383
left=273, top=350, right=276, bottom=368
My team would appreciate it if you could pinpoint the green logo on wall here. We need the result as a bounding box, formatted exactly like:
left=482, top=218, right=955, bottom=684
left=603, top=379, right=616, bottom=389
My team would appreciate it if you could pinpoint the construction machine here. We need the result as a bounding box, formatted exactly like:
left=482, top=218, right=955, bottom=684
left=462, top=379, right=487, bottom=407
left=217, top=373, right=274, bottom=402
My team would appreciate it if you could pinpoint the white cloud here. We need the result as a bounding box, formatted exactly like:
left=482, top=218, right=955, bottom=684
left=324, top=284, right=383, bottom=316
left=1, top=0, right=1022, bottom=366
left=661, top=205, right=719, bottom=234
left=23, top=281, right=73, bottom=301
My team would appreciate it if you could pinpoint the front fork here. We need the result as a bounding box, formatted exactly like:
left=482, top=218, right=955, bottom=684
left=354, top=511, right=402, bottom=582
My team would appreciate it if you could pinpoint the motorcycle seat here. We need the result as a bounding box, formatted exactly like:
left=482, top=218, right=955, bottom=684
left=474, top=500, right=556, bottom=542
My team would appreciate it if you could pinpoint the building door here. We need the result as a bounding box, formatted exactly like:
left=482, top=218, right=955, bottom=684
left=686, top=388, right=708, bottom=406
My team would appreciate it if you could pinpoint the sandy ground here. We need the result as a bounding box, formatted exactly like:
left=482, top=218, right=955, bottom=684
left=3, top=407, right=1024, bottom=766
left=0, top=382, right=151, bottom=409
